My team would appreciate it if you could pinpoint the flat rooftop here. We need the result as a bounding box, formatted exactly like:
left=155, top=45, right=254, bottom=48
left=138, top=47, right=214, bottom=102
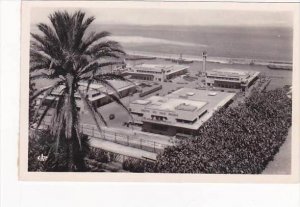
left=133, top=63, right=189, bottom=74
left=79, top=80, right=135, bottom=91
left=133, top=96, right=207, bottom=112
left=131, top=88, right=236, bottom=130
left=40, top=80, right=136, bottom=101
left=207, top=68, right=258, bottom=78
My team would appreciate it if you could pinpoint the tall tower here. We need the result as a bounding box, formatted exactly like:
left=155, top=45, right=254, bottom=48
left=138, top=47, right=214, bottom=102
left=161, top=69, right=166, bottom=82
left=202, top=51, right=207, bottom=75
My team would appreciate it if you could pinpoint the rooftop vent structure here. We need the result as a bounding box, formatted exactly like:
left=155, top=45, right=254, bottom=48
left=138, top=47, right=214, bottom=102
left=187, top=92, right=195, bottom=96
left=208, top=92, right=218, bottom=96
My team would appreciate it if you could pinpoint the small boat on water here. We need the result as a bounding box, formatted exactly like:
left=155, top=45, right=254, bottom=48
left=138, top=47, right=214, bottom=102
left=267, top=63, right=292, bottom=71
left=170, top=53, right=194, bottom=64
left=171, top=59, right=194, bottom=64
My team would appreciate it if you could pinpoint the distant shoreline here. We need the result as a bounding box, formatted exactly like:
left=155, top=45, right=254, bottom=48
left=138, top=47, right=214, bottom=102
left=126, top=50, right=292, bottom=69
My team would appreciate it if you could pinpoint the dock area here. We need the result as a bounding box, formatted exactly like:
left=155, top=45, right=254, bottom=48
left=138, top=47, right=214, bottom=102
left=126, top=50, right=292, bottom=68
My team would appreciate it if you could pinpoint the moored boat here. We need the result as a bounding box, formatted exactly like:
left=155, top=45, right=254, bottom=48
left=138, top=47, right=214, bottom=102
left=267, top=64, right=292, bottom=70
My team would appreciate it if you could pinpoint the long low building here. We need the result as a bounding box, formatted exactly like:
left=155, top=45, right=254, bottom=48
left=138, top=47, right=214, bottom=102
left=205, top=69, right=260, bottom=91
left=129, top=88, right=236, bottom=136
left=125, top=63, right=189, bottom=82
left=38, top=80, right=137, bottom=112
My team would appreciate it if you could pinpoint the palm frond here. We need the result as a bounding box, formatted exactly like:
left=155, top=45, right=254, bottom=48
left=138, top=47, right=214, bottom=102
left=94, top=78, right=121, bottom=98
left=30, top=49, right=52, bottom=63
left=78, top=61, right=122, bottom=77
left=31, top=33, right=62, bottom=60
left=36, top=23, right=62, bottom=57
left=30, top=72, right=54, bottom=81
left=80, top=73, right=135, bottom=101
left=93, top=74, right=135, bottom=96
left=30, top=49, right=58, bottom=68
left=92, top=105, right=107, bottom=126
left=95, top=90, right=134, bottom=123
left=94, top=73, right=132, bottom=82
left=32, top=85, right=62, bottom=124
left=49, top=11, right=71, bottom=49
left=93, top=51, right=122, bottom=60
left=85, top=41, right=125, bottom=56
left=31, top=33, right=49, bottom=49
left=35, top=97, right=57, bottom=129
left=30, top=65, right=49, bottom=73
left=30, top=81, right=63, bottom=102
left=79, top=31, right=111, bottom=53
left=73, top=15, right=95, bottom=51
left=78, top=90, right=104, bottom=135
left=50, top=89, right=66, bottom=137
left=74, top=126, right=82, bottom=150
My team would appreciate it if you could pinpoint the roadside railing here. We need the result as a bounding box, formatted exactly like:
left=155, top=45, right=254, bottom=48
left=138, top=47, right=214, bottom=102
left=38, top=121, right=171, bottom=154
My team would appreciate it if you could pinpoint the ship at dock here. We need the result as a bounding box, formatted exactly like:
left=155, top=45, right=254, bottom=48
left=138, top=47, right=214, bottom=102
left=267, top=62, right=292, bottom=71
left=168, top=54, right=194, bottom=64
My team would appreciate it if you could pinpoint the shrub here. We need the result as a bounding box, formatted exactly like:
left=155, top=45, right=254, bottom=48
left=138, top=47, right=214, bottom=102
left=28, top=130, right=90, bottom=172
left=88, top=147, right=110, bottom=163
left=122, top=158, right=155, bottom=173
left=147, top=88, right=292, bottom=174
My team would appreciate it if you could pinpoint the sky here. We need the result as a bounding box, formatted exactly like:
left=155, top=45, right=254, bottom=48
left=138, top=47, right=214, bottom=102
left=30, top=6, right=293, bottom=28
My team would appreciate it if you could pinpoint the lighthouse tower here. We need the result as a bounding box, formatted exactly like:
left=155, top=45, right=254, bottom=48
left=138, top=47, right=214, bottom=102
left=202, top=51, right=207, bottom=75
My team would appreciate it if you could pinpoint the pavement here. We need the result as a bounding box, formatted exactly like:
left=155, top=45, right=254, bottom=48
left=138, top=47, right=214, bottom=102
left=89, top=137, right=157, bottom=161
left=81, top=123, right=174, bottom=154
left=262, top=128, right=292, bottom=174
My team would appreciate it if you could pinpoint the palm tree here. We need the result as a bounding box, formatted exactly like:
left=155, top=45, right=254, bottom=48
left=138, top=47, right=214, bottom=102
left=30, top=10, right=129, bottom=171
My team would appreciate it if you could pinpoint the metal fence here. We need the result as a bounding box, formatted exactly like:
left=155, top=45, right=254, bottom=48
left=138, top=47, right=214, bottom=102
left=40, top=121, right=170, bottom=154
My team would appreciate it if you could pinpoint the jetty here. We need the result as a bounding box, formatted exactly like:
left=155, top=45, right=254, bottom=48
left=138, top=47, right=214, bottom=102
left=126, top=50, right=292, bottom=69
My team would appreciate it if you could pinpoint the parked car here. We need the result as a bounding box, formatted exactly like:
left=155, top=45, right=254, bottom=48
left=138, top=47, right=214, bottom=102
left=109, top=114, right=115, bottom=120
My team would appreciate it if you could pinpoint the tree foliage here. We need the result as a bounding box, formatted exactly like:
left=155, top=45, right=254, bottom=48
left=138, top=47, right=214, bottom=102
left=29, top=10, right=129, bottom=171
left=28, top=130, right=90, bottom=172
left=147, top=89, right=292, bottom=174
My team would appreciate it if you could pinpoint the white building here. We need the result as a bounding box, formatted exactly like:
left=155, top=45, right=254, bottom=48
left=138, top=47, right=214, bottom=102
left=129, top=88, right=236, bottom=136
left=38, top=80, right=137, bottom=112
left=125, top=63, right=189, bottom=82
left=205, top=69, right=260, bottom=91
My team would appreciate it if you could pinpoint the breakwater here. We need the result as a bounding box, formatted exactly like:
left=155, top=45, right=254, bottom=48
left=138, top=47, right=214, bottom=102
left=126, top=50, right=292, bottom=69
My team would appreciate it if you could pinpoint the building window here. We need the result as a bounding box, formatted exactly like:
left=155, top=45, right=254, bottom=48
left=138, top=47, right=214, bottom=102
left=131, top=112, right=143, bottom=117
left=151, top=124, right=167, bottom=131
left=176, top=118, right=197, bottom=124
left=151, top=115, right=167, bottom=121
left=92, top=92, right=101, bottom=97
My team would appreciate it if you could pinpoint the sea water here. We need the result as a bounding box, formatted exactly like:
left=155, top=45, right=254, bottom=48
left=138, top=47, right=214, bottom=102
left=97, top=24, right=293, bottom=62
left=97, top=24, right=293, bottom=89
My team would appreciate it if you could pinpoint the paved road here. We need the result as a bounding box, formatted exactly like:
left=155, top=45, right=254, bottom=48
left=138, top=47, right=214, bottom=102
left=81, top=124, right=174, bottom=153
left=263, top=128, right=292, bottom=174
left=89, top=137, right=157, bottom=161
left=40, top=120, right=174, bottom=154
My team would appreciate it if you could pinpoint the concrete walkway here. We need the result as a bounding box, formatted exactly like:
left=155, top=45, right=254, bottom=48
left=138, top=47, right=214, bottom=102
left=82, top=123, right=174, bottom=146
left=89, top=137, right=157, bottom=161
left=263, top=128, right=292, bottom=174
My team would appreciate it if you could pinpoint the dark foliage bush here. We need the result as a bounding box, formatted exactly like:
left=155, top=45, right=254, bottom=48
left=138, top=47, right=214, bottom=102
left=28, top=130, right=90, bottom=172
left=122, top=158, right=155, bottom=173
left=147, top=88, right=292, bottom=174
left=88, top=147, right=110, bottom=163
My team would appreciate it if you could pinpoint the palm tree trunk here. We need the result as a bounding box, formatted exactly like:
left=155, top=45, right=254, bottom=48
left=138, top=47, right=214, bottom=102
left=65, top=73, right=76, bottom=171
left=67, top=139, right=75, bottom=171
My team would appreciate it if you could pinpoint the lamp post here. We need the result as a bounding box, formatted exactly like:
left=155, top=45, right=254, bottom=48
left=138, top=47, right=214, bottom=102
left=202, top=51, right=207, bottom=75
